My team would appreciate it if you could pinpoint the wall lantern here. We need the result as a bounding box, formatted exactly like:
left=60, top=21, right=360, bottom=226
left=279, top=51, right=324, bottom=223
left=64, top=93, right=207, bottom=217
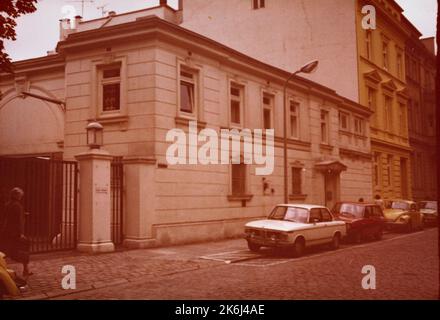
left=86, top=122, right=103, bottom=149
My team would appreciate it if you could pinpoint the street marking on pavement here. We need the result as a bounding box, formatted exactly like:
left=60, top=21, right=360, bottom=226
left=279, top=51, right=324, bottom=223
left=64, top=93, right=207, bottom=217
left=235, top=229, right=434, bottom=267
left=200, top=250, right=262, bottom=263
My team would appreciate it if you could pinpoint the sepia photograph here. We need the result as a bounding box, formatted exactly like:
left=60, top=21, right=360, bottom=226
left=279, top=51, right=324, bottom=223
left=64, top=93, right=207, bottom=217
left=0, top=0, right=438, bottom=309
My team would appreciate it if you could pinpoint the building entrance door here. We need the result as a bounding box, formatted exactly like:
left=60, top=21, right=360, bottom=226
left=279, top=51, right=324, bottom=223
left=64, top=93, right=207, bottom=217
left=324, top=173, right=339, bottom=210
left=315, top=160, right=347, bottom=210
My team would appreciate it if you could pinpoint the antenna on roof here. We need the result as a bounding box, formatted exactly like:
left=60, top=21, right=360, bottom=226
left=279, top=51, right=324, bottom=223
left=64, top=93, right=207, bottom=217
left=97, top=3, right=109, bottom=17
left=66, top=0, right=95, bottom=17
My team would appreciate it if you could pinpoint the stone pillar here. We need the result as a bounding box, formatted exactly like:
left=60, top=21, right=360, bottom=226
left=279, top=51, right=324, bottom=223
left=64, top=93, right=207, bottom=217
left=122, top=157, right=156, bottom=248
left=75, top=149, right=115, bottom=253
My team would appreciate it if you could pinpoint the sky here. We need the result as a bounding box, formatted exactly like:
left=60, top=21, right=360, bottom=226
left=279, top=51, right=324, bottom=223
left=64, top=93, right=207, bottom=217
left=4, top=0, right=438, bottom=62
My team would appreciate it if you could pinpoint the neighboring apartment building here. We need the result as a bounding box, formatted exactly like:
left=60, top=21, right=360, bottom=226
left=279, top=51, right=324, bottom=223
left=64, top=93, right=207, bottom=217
left=404, top=32, right=437, bottom=201
left=180, top=0, right=434, bottom=200
left=355, top=0, right=413, bottom=200
left=0, top=4, right=372, bottom=247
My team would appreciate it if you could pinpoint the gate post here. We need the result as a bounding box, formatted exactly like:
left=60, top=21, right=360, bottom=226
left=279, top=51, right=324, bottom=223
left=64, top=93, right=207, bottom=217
left=122, top=157, right=156, bottom=248
left=75, top=149, right=115, bottom=253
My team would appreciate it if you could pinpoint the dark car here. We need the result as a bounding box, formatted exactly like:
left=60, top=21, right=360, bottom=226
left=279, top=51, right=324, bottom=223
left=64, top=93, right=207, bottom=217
left=332, top=202, right=386, bottom=243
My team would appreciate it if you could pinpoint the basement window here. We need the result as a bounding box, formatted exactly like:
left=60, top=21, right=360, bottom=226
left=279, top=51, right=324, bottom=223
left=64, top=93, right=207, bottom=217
left=253, top=0, right=265, bottom=9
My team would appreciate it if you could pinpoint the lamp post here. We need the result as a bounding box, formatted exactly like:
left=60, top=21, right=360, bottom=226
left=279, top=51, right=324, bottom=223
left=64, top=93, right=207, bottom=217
left=283, top=60, right=319, bottom=203
left=86, top=121, right=104, bottom=149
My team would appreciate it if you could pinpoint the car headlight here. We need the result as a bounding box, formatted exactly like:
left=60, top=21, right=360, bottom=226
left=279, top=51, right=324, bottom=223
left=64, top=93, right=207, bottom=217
left=398, top=215, right=410, bottom=222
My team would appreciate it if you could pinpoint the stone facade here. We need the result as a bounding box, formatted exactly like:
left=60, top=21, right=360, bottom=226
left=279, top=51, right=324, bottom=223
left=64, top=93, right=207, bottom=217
left=180, top=0, right=436, bottom=201
left=0, top=4, right=372, bottom=247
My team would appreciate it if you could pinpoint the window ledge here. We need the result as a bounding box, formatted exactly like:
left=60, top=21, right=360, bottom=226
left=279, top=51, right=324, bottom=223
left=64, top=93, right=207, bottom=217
left=289, top=194, right=307, bottom=201
left=227, top=194, right=253, bottom=202
left=354, top=133, right=367, bottom=139
left=320, top=143, right=334, bottom=151
left=93, top=114, right=129, bottom=125
left=175, top=116, right=206, bottom=129
left=339, top=129, right=352, bottom=136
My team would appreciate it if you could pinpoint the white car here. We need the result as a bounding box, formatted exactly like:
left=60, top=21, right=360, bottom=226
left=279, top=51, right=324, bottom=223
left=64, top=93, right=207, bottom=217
left=244, top=204, right=346, bottom=257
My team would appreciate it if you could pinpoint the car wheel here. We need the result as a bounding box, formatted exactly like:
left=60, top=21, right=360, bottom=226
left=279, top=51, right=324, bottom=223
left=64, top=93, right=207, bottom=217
left=374, top=228, right=383, bottom=241
left=293, top=238, right=305, bottom=257
left=331, top=233, right=341, bottom=250
left=247, top=242, right=261, bottom=252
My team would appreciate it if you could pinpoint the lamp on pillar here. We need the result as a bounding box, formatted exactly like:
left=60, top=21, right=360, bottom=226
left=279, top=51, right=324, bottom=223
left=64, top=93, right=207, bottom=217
left=86, top=122, right=103, bottom=149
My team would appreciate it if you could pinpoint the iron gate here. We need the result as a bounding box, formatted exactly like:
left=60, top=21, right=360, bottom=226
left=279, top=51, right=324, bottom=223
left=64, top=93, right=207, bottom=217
left=0, top=157, right=78, bottom=253
left=111, top=159, right=124, bottom=245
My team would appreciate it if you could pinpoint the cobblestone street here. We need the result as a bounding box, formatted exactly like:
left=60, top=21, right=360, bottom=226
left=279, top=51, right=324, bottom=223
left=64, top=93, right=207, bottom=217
left=5, top=228, right=437, bottom=300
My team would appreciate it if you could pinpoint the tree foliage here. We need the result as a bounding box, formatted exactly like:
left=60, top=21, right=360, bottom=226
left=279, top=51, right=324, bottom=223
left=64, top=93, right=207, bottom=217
left=0, top=0, right=38, bottom=73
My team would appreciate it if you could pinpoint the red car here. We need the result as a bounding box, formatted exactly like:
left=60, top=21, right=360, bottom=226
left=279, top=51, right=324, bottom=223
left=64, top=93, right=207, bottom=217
left=332, top=202, right=386, bottom=243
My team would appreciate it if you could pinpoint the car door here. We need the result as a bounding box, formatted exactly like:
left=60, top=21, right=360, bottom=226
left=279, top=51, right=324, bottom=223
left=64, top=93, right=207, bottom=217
left=363, top=206, right=375, bottom=237
left=308, top=208, right=326, bottom=244
left=320, top=208, right=336, bottom=240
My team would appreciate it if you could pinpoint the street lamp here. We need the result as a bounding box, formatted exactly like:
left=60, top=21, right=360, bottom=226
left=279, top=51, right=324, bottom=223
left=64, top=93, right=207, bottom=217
left=86, top=121, right=104, bottom=149
left=283, top=60, right=319, bottom=203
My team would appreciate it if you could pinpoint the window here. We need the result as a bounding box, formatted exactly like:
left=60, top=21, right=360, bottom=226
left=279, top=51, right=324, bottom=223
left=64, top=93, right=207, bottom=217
left=321, top=208, right=332, bottom=222
left=354, top=117, right=364, bottom=135
left=384, top=96, right=393, bottom=132
left=263, top=94, right=273, bottom=129
left=231, top=163, right=246, bottom=195
left=230, top=84, right=243, bottom=125
left=253, top=0, right=265, bottom=9
left=101, top=65, right=121, bottom=112
left=386, top=155, right=393, bottom=186
left=309, top=209, right=321, bottom=223
left=414, top=101, right=420, bottom=133
left=399, top=103, right=406, bottom=136
left=180, top=68, right=197, bottom=114
left=367, top=87, right=377, bottom=125
left=291, top=167, right=302, bottom=195
left=289, top=100, right=299, bottom=138
left=382, top=41, right=389, bottom=70
left=320, top=110, right=329, bottom=144
left=365, top=30, right=373, bottom=60
left=339, top=112, right=349, bottom=131
left=373, top=152, right=381, bottom=187
left=396, top=52, right=403, bottom=79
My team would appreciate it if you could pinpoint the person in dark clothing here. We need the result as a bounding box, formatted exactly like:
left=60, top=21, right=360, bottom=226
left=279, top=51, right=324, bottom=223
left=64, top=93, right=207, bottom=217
left=0, top=188, right=31, bottom=277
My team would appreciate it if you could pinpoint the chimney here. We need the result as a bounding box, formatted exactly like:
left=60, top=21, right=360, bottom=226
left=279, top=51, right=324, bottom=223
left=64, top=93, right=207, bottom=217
left=175, top=0, right=183, bottom=24
left=74, top=15, right=82, bottom=28
left=159, top=0, right=167, bottom=6
left=59, top=18, right=71, bottom=41
left=108, top=10, right=116, bottom=17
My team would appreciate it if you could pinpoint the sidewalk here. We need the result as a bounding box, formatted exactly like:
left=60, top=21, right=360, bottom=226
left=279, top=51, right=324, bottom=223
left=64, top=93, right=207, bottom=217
left=5, top=238, right=245, bottom=300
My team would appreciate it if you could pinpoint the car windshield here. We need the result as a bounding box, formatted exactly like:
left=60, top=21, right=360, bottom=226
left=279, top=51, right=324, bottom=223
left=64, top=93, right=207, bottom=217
left=391, top=201, right=409, bottom=210
left=269, top=206, right=309, bottom=223
left=335, top=203, right=364, bottom=218
left=419, top=201, right=437, bottom=210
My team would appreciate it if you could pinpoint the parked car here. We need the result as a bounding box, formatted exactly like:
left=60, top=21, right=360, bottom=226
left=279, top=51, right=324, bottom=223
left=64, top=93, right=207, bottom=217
left=332, top=202, right=385, bottom=243
left=418, top=201, right=438, bottom=227
left=244, top=204, right=346, bottom=257
left=383, top=200, right=424, bottom=232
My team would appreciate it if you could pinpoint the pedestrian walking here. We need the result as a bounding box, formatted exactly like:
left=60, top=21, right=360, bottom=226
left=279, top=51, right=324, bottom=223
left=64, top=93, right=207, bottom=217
left=374, top=194, right=384, bottom=209
left=0, top=188, right=32, bottom=277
